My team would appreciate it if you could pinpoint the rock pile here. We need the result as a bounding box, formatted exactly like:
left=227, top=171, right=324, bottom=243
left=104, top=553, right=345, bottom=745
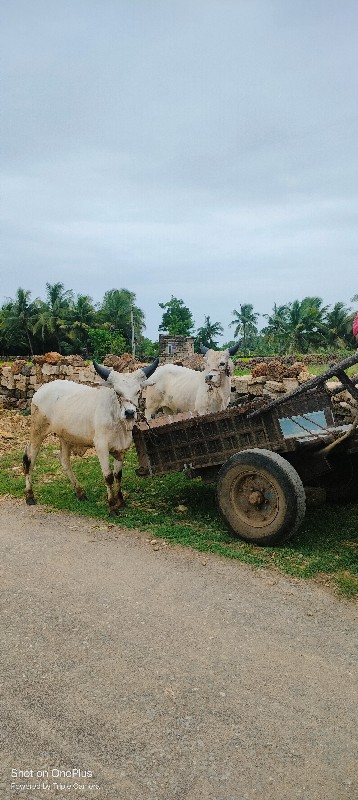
left=230, top=361, right=311, bottom=405
left=103, top=352, right=147, bottom=372
left=177, top=354, right=205, bottom=370
left=326, top=380, right=358, bottom=424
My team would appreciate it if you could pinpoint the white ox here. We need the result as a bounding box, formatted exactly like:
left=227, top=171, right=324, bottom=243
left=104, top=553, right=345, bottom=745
left=23, top=358, right=159, bottom=515
left=143, top=344, right=239, bottom=419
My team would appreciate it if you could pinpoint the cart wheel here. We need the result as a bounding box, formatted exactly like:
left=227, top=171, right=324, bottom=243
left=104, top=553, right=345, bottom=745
left=216, top=449, right=306, bottom=545
left=320, top=453, right=358, bottom=503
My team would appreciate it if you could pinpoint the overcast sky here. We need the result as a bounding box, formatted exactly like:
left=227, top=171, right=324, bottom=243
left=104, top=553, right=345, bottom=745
left=1, top=0, right=357, bottom=342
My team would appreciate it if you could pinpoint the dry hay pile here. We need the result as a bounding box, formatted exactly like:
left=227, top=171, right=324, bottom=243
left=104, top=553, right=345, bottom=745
left=251, top=360, right=309, bottom=380
left=103, top=352, right=148, bottom=372
left=104, top=352, right=206, bottom=372
left=175, top=354, right=204, bottom=370
left=33, top=352, right=85, bottom=366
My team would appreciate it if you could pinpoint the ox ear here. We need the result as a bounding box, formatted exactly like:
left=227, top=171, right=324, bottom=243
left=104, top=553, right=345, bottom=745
left=141, top=357, right=159, bottom=379
left=200, top=343, right=209, bottom=354
left=228, top=342, right=240, bottom=356
left=93, top=360, right=112, bottom=381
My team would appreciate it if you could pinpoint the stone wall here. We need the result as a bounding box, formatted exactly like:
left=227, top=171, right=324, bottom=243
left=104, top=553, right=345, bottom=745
left=1, top=352, right=356, bottom=423
left=0, top=355, right=102, bottom=410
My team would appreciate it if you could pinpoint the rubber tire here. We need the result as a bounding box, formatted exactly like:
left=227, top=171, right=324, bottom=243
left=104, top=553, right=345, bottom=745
left=216, top=448, right=306, bottom=546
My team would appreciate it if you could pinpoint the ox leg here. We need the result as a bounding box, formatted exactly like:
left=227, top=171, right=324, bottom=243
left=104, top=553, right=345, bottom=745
left=113, top=452, right=126, bottom=510
left=59, top=440, right=87, bottom=500
left=23, top=410, right=50, bottom=505
left=94, top=444, right=119, bottom=515
left=23, top=442, right=41, bottom=505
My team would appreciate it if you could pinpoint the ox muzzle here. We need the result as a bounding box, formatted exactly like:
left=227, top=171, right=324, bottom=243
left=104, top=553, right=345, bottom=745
left=205, top=371, right=222, bottom=387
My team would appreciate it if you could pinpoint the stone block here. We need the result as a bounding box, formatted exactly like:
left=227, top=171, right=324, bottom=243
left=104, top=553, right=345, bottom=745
left=249, top=376, right=266, bottom=385
left=232, top=377, right=249, bottom=394
left=1, top=373, right=15, bottom=389
left=42, top=364, right=60, bottom=376
left=248, top=382, right=264, bottom=396
left=265, top=380, right=286, bottom=393
left=282, top=378, right=299, bottom=393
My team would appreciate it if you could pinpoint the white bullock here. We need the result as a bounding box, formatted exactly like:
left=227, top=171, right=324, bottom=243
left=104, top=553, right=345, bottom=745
left=143, top=344, right=239, bottom=419
left=23, top=358, right=159, bottom=515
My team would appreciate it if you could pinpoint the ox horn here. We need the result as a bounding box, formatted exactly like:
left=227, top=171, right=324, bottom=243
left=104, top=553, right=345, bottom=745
left=141, top=357, right=159, bottom=378
left=228, top=342, right=240, bottom=356
left=93, top=360, right=112, bottom=381
left=200, top=343, right=209, bottom=354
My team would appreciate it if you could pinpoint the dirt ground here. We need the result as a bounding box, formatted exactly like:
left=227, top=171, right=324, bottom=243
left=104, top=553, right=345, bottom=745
left=0, top=408, right=31, bottom=456
left=1, top=497, right=357, bottom=800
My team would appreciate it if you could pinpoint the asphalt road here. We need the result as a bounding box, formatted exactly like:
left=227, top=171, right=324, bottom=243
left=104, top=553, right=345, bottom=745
left=0, top=499, right=357, bottom=800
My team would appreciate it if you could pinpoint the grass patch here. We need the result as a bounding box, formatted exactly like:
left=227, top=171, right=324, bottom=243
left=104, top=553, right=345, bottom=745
left=2, top=443, right=357, bottom=600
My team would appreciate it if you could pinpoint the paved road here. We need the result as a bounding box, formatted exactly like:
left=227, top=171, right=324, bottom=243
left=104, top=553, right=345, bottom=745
left=0, top=499, right=356, bottom=800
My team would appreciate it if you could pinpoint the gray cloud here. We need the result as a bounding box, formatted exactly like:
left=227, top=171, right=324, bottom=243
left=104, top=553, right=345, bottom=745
left=1, top=0, right=358, bottom=340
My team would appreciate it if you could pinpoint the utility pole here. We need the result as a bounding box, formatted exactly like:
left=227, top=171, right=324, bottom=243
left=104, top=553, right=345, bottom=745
left=131, top=308, right=135, bottom=359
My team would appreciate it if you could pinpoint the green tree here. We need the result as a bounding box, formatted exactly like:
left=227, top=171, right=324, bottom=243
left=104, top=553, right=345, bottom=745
left=135, top=336, right=159, bottom=361
left=324, top=302, right=352, bottom=348
left=263, top=297, right=329, bottom=354
left=284, top=297, right=328, bottom=353
left=0, top=307, right=5, bottom=353
left=261, top=303, right=290, bottom=354
left=87, top=328, right=127, bottom=362
left=67, top=294, right=97, bottom=353
left=196, top=315, right=224, bottom=350
left=32, top=282, right=74, bottom=353
left=230, top=304, right=259, bottom=355
left=99, top=289, right=145, bottom=351
left=159, top=296, right=195, bottom=336
left=2, top=287, right=39, bottom=356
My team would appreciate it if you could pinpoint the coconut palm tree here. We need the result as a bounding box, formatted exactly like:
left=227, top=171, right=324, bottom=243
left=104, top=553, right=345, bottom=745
left=67, top=294, right=97, bottom=352
left=196, top=315, right=224, bottom=349
left=261, top=303, right=290, bottom=353
left=230, top=304, right=259, bottom=355
left=3, top=287, right=38, bottom=356
left=324, top=302, right=352, bottom=348
left=283, top=297, right=328, bottom=353
left=45, top=281, right=74, bottom=349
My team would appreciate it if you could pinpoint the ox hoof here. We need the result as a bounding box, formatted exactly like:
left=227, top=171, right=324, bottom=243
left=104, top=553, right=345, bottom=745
left=76, top=492, right=87, bottom=501
left=109, top=503, right=126, bottom=517
left=109, top=508, right=120, bottom=517
left=25, top=497, right=36, bottom=506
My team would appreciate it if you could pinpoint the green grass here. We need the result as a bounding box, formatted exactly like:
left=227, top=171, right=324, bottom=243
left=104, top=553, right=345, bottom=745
left=2, top=444, right=357, bottom=600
